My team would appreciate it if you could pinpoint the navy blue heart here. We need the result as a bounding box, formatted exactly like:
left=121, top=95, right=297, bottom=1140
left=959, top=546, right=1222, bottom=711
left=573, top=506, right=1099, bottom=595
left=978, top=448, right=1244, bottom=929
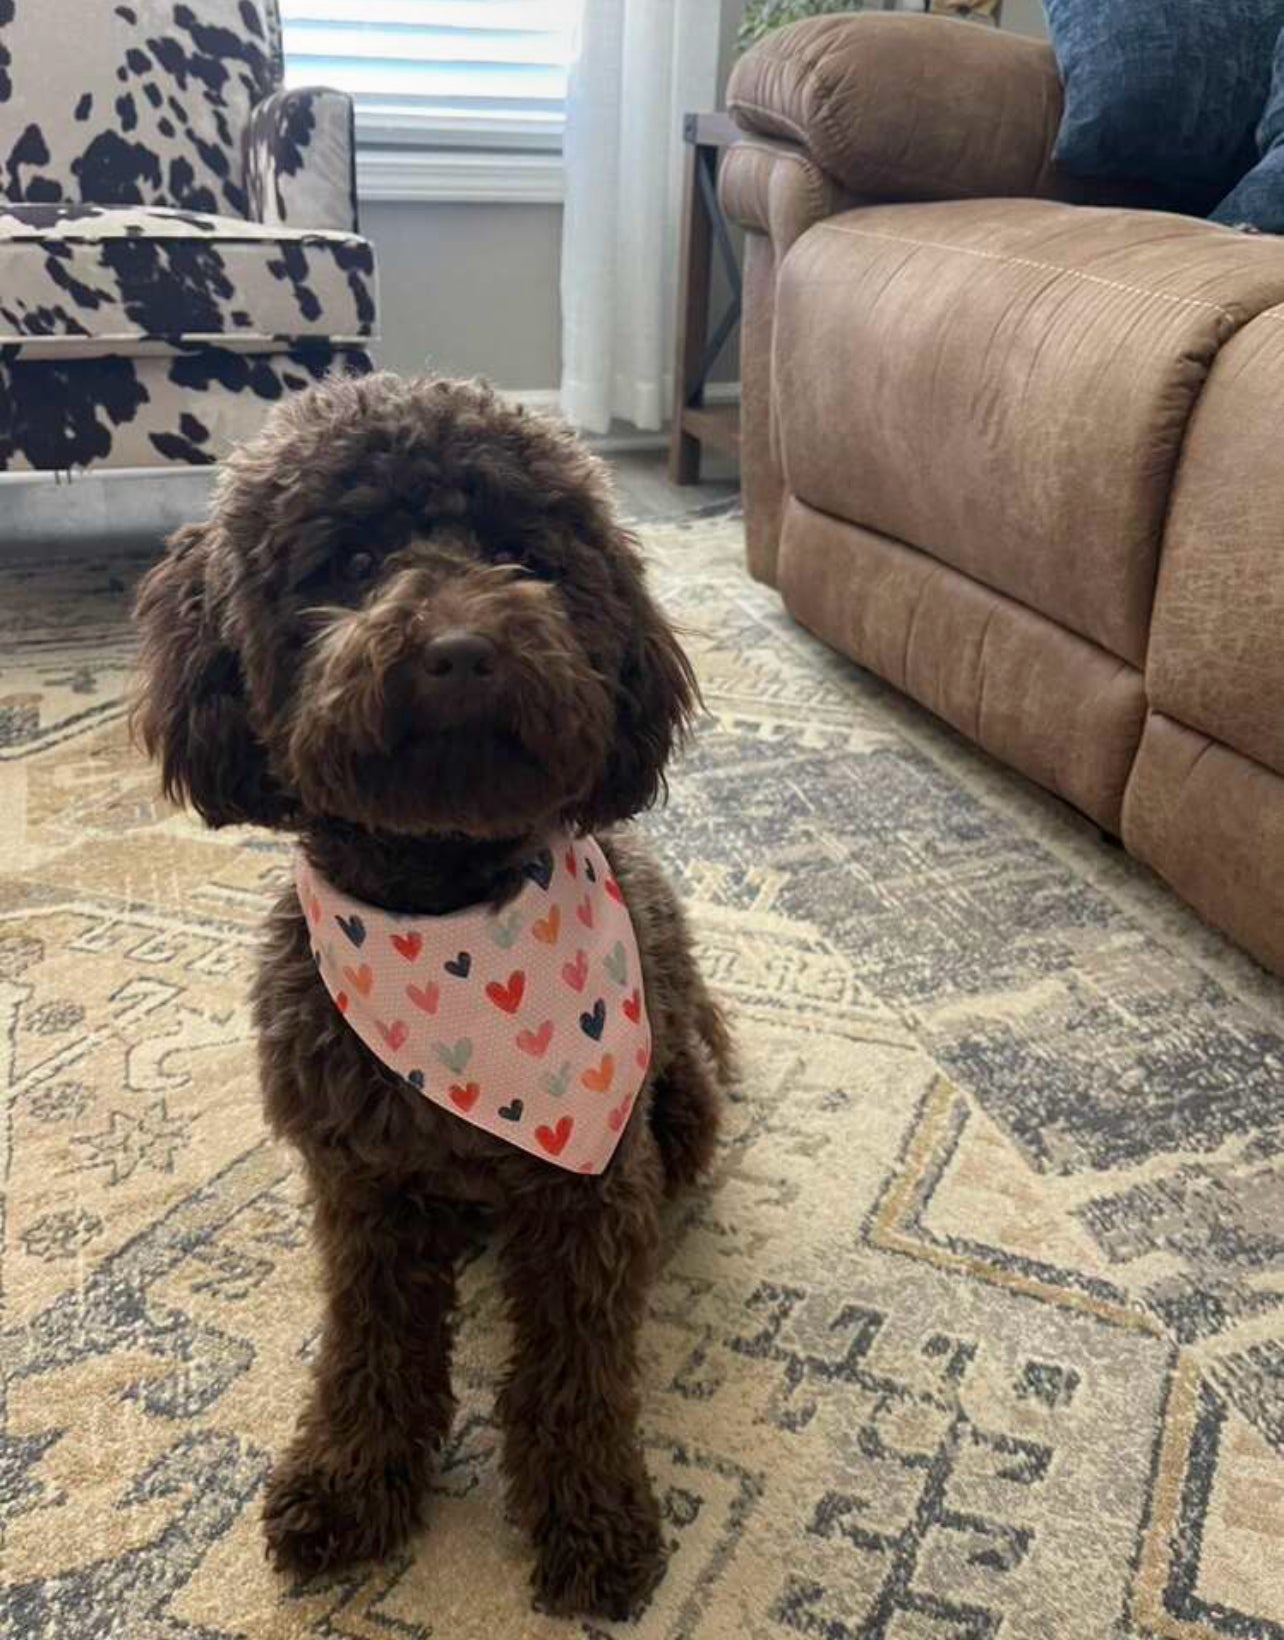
left=498, top=1098, right=524, bottom=1122
left=336, top=912, right=366, bottom=947
left=445, top=951, right=472, bottom=978
left=523, top=849, right=553, bottom=891
left=407, top=1069, right=425, bottom=1090
left=580, top=998, right=606, bottom=1041
left=585, top=857, right=597, bottom=883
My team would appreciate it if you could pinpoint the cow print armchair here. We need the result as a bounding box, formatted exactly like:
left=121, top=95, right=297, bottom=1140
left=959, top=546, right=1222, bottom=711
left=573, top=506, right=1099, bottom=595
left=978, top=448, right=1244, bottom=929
left=0, top=0, right=377, bottom=472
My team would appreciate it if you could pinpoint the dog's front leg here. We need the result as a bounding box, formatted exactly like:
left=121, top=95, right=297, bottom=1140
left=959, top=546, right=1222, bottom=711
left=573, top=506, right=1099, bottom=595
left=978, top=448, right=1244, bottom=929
left=263, top=1172, right=464, bottom=1579
left=497, top=1134, right=665, bottom=1619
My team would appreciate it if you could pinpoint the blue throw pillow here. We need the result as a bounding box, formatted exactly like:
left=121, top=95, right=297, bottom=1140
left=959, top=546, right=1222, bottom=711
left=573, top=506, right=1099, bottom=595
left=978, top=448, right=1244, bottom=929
left=1044, top=0, right=1284, bottom=212
left=1212, top=27, right=1284, bottom=230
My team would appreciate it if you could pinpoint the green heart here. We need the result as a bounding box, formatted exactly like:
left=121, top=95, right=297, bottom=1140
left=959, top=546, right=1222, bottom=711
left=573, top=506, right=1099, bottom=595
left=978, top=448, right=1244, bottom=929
left=604, top=940, right=627, bottom=986
left=489, top=910, right=522, bottom=949
left=434, top=1038, right=474, bottom=1075
left=543, top=1060, right=571, bottom=1098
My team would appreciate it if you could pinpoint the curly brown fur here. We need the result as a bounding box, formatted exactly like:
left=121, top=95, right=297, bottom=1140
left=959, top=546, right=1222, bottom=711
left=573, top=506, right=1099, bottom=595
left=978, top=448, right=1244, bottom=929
left=131, top=372, right=731, bottom=1619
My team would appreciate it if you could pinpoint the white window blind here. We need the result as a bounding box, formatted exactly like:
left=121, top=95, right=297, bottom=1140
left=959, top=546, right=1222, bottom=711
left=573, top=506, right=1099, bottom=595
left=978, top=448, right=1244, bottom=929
left=280, top=1, right=579, bottom=148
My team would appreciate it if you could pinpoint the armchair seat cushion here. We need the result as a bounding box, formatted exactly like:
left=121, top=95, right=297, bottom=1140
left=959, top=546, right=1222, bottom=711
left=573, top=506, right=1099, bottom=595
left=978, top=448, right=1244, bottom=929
left=0, top=203, right=375, bottom=360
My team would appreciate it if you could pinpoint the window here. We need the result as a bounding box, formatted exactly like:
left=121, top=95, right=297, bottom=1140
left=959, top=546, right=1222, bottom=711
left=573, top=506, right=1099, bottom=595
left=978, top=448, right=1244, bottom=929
left=280, top=1, right=579, bottom=150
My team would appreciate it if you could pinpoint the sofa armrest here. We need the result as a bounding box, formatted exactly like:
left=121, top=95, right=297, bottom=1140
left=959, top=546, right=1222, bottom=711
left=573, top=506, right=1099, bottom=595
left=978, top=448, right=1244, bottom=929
left=727, top=12, right=1064, bottom=203
left=245, top=87, right=359, bottom=232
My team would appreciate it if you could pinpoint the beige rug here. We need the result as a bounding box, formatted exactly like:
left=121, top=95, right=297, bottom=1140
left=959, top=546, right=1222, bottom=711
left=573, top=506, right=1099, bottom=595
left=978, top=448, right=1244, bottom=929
left=1, top=514, right=1282, bottom=1639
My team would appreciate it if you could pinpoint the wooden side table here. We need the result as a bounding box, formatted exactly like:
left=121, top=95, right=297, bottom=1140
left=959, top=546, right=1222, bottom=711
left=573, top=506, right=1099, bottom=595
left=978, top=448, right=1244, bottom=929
left=668, top=112, right=743, bottom=486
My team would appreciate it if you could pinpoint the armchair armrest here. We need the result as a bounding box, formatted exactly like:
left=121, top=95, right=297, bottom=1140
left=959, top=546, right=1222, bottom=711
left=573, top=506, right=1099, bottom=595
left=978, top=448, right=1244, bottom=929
left=245, top=87, right=359, bottom=232
left=727, top=12, right=1064, bottom=203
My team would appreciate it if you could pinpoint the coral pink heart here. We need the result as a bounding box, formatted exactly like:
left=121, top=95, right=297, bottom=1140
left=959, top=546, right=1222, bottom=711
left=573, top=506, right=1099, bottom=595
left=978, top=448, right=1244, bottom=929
left=336, top=991, right=350, bottom=1014
left=623, top=988, right=641, bottom=1024
left=576, top=895, right=594, bottom=929
left=307, top=893, right=322, bottom=925
left=608, top=1095, right=632, bottom=1132
left=636, top=1042, right=650, bottom=1071
left=449, top=1081, right=480, bottom=1112
left=536, top=1115, right=573, bottom=1156
left=517, top=1020, right=553, bottom=1057
left=406, top=981, right=439, bottom=1015
left=391, top=930, right=423, bottom=961
left=486, top=971, right=525, bottom=1014
left=562, top=950, right=588, bottom=992
left=604, top=877, right=624, bottom=904
left=377, top=1018, right=408, bottom=1052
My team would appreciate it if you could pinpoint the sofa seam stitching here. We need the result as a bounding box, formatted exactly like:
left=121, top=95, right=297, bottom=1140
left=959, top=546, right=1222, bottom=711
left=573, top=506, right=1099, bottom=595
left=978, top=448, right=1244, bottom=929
left=815, top=222, right=1237, bottom=320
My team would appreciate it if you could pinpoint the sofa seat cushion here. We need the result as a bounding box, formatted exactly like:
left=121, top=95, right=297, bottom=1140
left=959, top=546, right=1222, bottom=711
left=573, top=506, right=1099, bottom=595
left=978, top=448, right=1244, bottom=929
left=0, top=202, right=376, bottom=360
left=1147, top=316, right=1284, bottom=777
left=775, top=198, right=1284, bottom=666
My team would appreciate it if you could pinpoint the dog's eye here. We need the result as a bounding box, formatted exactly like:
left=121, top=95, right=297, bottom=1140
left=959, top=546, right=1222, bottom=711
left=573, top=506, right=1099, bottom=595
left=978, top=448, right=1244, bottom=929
left=344, top=551, right=376, bottom=585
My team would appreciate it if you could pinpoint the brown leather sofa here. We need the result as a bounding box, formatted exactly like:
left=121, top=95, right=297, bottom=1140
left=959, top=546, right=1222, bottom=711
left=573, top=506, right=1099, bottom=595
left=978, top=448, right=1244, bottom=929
left=720, top=12, right=1284, bottom=977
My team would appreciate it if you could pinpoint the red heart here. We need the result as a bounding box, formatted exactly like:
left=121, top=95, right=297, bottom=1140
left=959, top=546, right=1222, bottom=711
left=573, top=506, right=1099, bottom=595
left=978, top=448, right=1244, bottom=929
left=391, top=930, right=423, bottom=961
left=562, top=950, right=588, bottom=992
left=377, top=1018, right=407, bottom=1052
left=533, top=905, right=561, bottom=945
left=576, top=896, right=594, bottom=929
left=604, top=877, right=624, bottom=904
left=406, top=981, right=439, bottom=1015
left=608, top=1094, right=632, bottom=1132
left=636, top=1042, right=650, bottom=1071
left=517, top=1020, right=553, bottom=1058
left=336, top=991, right=350, bottom=1014
left=536, top=1115, right=573, bottom=1157
left=486, top=971, right=526, bottom=1014
left=581, top=1053, right=614, bottom=1093
left=623, top=988, right=641, bottom=1024
left=343, top=963, right=373, bottom=998
left=450, top=1081, right=480, bottom=1112
left=564, top=848, right=578, bottom=878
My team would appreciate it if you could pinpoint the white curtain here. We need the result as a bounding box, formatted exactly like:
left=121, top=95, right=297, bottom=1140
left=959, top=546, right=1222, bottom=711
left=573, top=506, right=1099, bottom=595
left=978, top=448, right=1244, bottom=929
left=559, top=0, right=723, bottom=434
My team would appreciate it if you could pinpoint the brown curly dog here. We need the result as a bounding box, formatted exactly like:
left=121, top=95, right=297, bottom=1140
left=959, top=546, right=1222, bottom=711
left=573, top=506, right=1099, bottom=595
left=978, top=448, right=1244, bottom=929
left=131, top=372, right=732, bottom=1619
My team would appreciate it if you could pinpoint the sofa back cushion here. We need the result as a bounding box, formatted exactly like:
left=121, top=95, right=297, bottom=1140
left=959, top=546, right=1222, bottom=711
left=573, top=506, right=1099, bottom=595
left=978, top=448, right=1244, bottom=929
left=0, top=1, right=281, bottom=216
left=1045, top=0, right=1284, bottom=213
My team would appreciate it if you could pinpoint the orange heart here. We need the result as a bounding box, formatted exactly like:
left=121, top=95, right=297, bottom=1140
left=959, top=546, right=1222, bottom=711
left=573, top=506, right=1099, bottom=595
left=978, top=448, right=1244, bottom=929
left=536, top=1115, right=573, bottom=1156
left=636, top=1042, right=650, bottom=1071
left=517, top=1020, right=553, bottom=1058
left=406, top=981, right=439, bottom=1015
left=533, top=905, right=561, bottom=945
left=623, top=988, right=641, bottom=1024
left=581, top=1053, right=614, bottom=1094
left=377, top=1018, right=407, bottom=1052
left=486, top=971, right=525, bottom=1014
left=336, top=991, right=350, bottom=1014
left=391, top=930, right=423, bottom=961
left=343, top=964, right=373, bottom=998
left=450, top=1081, right=480, bottom=1112
left=307, top=892, right=322, bottom=925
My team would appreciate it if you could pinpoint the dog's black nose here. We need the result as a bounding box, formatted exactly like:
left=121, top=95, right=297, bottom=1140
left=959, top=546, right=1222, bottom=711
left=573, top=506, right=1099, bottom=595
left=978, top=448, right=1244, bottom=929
left=422, top=630, right=498, bottom=683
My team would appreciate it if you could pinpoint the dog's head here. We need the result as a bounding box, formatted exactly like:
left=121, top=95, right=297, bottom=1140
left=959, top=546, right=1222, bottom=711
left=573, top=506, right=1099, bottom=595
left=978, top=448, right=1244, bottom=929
left=132, top=373, right=697, bottom=839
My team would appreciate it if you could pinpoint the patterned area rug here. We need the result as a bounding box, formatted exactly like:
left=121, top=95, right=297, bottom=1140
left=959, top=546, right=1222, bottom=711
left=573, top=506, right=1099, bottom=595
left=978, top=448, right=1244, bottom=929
left=2, top=514, right=1282, bottom=1640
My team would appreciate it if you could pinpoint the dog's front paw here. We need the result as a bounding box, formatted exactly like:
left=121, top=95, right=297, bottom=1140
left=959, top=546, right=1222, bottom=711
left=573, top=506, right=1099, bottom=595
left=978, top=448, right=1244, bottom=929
left=263, top=1449, right=423, bottom=1579
left=531, top=1472, right=665, bottom=1619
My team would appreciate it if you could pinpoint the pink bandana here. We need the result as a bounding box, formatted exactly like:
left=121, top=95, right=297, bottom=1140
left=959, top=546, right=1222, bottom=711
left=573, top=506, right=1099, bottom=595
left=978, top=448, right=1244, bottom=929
left=296, top=835, right=651, bottom=1174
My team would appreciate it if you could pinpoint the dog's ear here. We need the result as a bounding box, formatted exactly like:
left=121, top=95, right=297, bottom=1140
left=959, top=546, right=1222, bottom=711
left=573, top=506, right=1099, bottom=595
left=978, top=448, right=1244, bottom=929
left=132, top=522, right=286, bottom=829
left=577, top=546, right=699, bottom=828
